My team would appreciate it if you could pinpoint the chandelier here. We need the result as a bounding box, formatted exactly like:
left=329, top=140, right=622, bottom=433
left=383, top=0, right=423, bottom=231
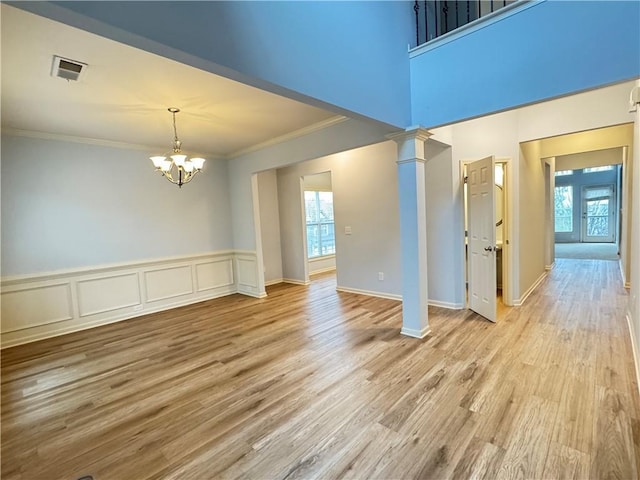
left=150, top=107, right=206, bottom=187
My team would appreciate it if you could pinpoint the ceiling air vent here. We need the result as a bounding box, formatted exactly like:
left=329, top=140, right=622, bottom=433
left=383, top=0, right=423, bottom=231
left=51, top=55, right=87, bottom=81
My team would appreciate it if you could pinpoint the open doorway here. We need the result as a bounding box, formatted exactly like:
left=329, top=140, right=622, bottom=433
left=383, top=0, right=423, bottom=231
left=554, top=164, right=622, bottom=261
left=302, top=172, right=336, bottom=280
left=462, top=158, right=512, bottom=321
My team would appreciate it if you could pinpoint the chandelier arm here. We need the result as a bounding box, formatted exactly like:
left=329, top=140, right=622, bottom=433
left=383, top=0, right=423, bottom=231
left=163, top=172, right=175, bottom=184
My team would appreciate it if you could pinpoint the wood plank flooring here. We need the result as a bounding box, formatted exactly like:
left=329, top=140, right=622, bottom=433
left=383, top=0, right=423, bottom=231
left=2, top=259, right=639, bottom=479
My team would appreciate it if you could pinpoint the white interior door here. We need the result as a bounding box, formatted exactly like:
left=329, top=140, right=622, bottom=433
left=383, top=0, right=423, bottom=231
left=467, top=156, right=497, bottom=322
left=581, top=184, right=615, bottom=243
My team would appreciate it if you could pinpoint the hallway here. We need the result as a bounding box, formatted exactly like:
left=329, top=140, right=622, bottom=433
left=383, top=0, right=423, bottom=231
left=1, top=261, right=639, bottom=479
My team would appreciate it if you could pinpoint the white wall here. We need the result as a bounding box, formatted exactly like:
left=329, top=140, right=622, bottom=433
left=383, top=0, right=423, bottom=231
left=256, top=170, right=283, bottom=284
left=555, top=147, right=623, bottom=171
left=276, top=142, right=401, bottom=297
left=424, top=141, right=463, bottom=308
left=1, top=134, right=232, bottom=276
left=303, top=171, right=332, bottom=191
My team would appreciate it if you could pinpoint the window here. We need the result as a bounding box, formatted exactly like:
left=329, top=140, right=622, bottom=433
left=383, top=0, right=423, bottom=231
left=583, top=165, right=614, bottom=173
left=554, top=185, right=573, bottom=233
left=304, top=191, right=335, bottom=258
left=583, top=185, right=614, bottom=237
left=554, top=170, right=573, bottom=177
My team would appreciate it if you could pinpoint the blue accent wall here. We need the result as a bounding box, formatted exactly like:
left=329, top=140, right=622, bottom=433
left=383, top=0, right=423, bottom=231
left=20, top=1, right=413, bottom=128
left=410, top=0, right=640, bottom=128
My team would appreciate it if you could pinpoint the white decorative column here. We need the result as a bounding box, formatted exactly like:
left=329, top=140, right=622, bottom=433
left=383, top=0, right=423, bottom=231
left=629, top=82, right=640, bottom=391
left=389, top=127, right=431, bottom=338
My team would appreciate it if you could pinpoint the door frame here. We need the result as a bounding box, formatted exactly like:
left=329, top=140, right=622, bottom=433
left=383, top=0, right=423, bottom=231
left=460, top=157, right=514, bottom=307
left=580, top=183, right=616, bottom=243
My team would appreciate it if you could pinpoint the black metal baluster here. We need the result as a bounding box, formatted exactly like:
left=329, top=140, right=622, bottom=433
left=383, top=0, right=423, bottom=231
left=467, top=0, right=471, bottom=22
left=490, top=0, right=495, bottom=13
left=455, top=1, right=459, bottom=29
left=443, top=1, right=449, bottom=33
left=434, top=0, right=439, bottom=38
left=414, top=1, right=420, bottom=46
left=424, top=0, right=429, bottom=42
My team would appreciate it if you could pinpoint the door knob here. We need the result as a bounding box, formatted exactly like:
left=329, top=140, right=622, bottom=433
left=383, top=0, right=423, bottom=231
left=484, top=246, right=494, bottom=252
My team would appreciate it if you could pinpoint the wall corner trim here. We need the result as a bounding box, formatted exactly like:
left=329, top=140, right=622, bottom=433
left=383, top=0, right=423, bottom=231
left=514, top=271, right=548, bottom=307
left=625, top=312, right=640, bottom=397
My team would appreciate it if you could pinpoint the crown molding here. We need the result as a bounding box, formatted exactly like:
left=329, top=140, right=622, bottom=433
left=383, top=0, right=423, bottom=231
left=0, top=128, right=225, bottom=160
left=227, top=115, right=348, bottom=159
left=2, top=117, right=348, bottom=161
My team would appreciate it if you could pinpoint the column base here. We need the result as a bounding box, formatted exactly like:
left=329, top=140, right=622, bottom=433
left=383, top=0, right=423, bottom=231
left=400, top=326, right=431, bottom=339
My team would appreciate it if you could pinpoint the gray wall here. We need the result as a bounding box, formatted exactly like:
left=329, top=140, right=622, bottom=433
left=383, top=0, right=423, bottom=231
left=256, top=170, right=283, bottom=283
left=276, top=141, right=402, bottom=296
left=1, top=134, right=232, bottom=276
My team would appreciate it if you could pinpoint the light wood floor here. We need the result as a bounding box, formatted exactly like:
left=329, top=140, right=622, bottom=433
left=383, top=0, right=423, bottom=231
left=2, top=259, right=639, bottom=479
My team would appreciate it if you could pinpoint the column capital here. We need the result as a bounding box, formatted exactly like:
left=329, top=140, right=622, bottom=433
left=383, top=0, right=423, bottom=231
left=386, top=126, right=432, bottom=144
left=387, top=126, right=432, bottom=163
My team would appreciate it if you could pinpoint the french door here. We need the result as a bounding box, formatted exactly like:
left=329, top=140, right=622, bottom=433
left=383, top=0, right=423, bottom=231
left=581, top=184, right=615, bottom=243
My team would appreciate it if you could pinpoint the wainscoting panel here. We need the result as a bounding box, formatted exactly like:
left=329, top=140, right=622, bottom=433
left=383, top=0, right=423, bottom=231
left=1, top=282, right=73, bottom=332
left=77, top=273, right=141, bottom=317
left=236, top=253, right=264, bottom=297
left=144, top=265, right=193, bottom=303
left=196, top=259, right=234, bottom=292
left=0, top=251, right=252, bottom=348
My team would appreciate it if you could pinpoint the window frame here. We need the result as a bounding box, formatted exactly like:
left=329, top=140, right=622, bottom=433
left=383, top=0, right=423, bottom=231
left=304, top=190, right=335, bottom=259
left=554, top=184, right=574, bottom=233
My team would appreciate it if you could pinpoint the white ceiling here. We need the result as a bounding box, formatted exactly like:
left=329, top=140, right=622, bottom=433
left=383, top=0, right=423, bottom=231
left=0, top=4, right=339, bottom=158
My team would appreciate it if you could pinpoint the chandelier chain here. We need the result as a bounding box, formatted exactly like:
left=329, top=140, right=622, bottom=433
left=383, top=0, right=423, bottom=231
left=172, top=110, right=181, bottom=152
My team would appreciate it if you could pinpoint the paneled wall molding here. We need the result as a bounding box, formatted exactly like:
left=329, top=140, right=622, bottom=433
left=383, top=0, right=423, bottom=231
left=1, top=250, right=260, bottom=348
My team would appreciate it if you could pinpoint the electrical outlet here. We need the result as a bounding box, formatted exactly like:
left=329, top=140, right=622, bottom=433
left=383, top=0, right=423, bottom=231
left=378, top=272, right=384, bottom=281
left=345, top=226, right=352, bottom=235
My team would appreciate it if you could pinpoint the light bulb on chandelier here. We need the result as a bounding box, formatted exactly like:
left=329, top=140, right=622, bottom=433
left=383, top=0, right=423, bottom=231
left=150, top=107, right=206, bottom=187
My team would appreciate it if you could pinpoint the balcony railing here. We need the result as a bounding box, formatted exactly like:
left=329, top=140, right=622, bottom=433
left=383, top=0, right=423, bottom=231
left=413, top=1, right=518, bottom=47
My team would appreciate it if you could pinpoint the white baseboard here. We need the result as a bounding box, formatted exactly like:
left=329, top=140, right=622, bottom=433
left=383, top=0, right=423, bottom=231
left=619, top=260, right=630, bottom=289
left=283, top=278, right=311, bottom=286
left=514, top=271, right=548, bottom=306
left=428, top=299, right=464, bottom=310
left=310, top=266, right=337, bottom=275
left=335, top=286, right=461, bottom=309
left=264, top=278, right=284, bottom=287
left=1, top=250, right=261, bottom=349
left=336, top=286, right=402, bottom=301
left=400, top=326, right=431, bottom=339
left=626, top=312, right=640, bottom=397
left=545, top=262, right=555, bottom=271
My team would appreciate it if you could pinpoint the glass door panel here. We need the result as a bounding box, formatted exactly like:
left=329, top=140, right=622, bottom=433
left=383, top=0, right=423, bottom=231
left=581, top=185, right=615, bottom=242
